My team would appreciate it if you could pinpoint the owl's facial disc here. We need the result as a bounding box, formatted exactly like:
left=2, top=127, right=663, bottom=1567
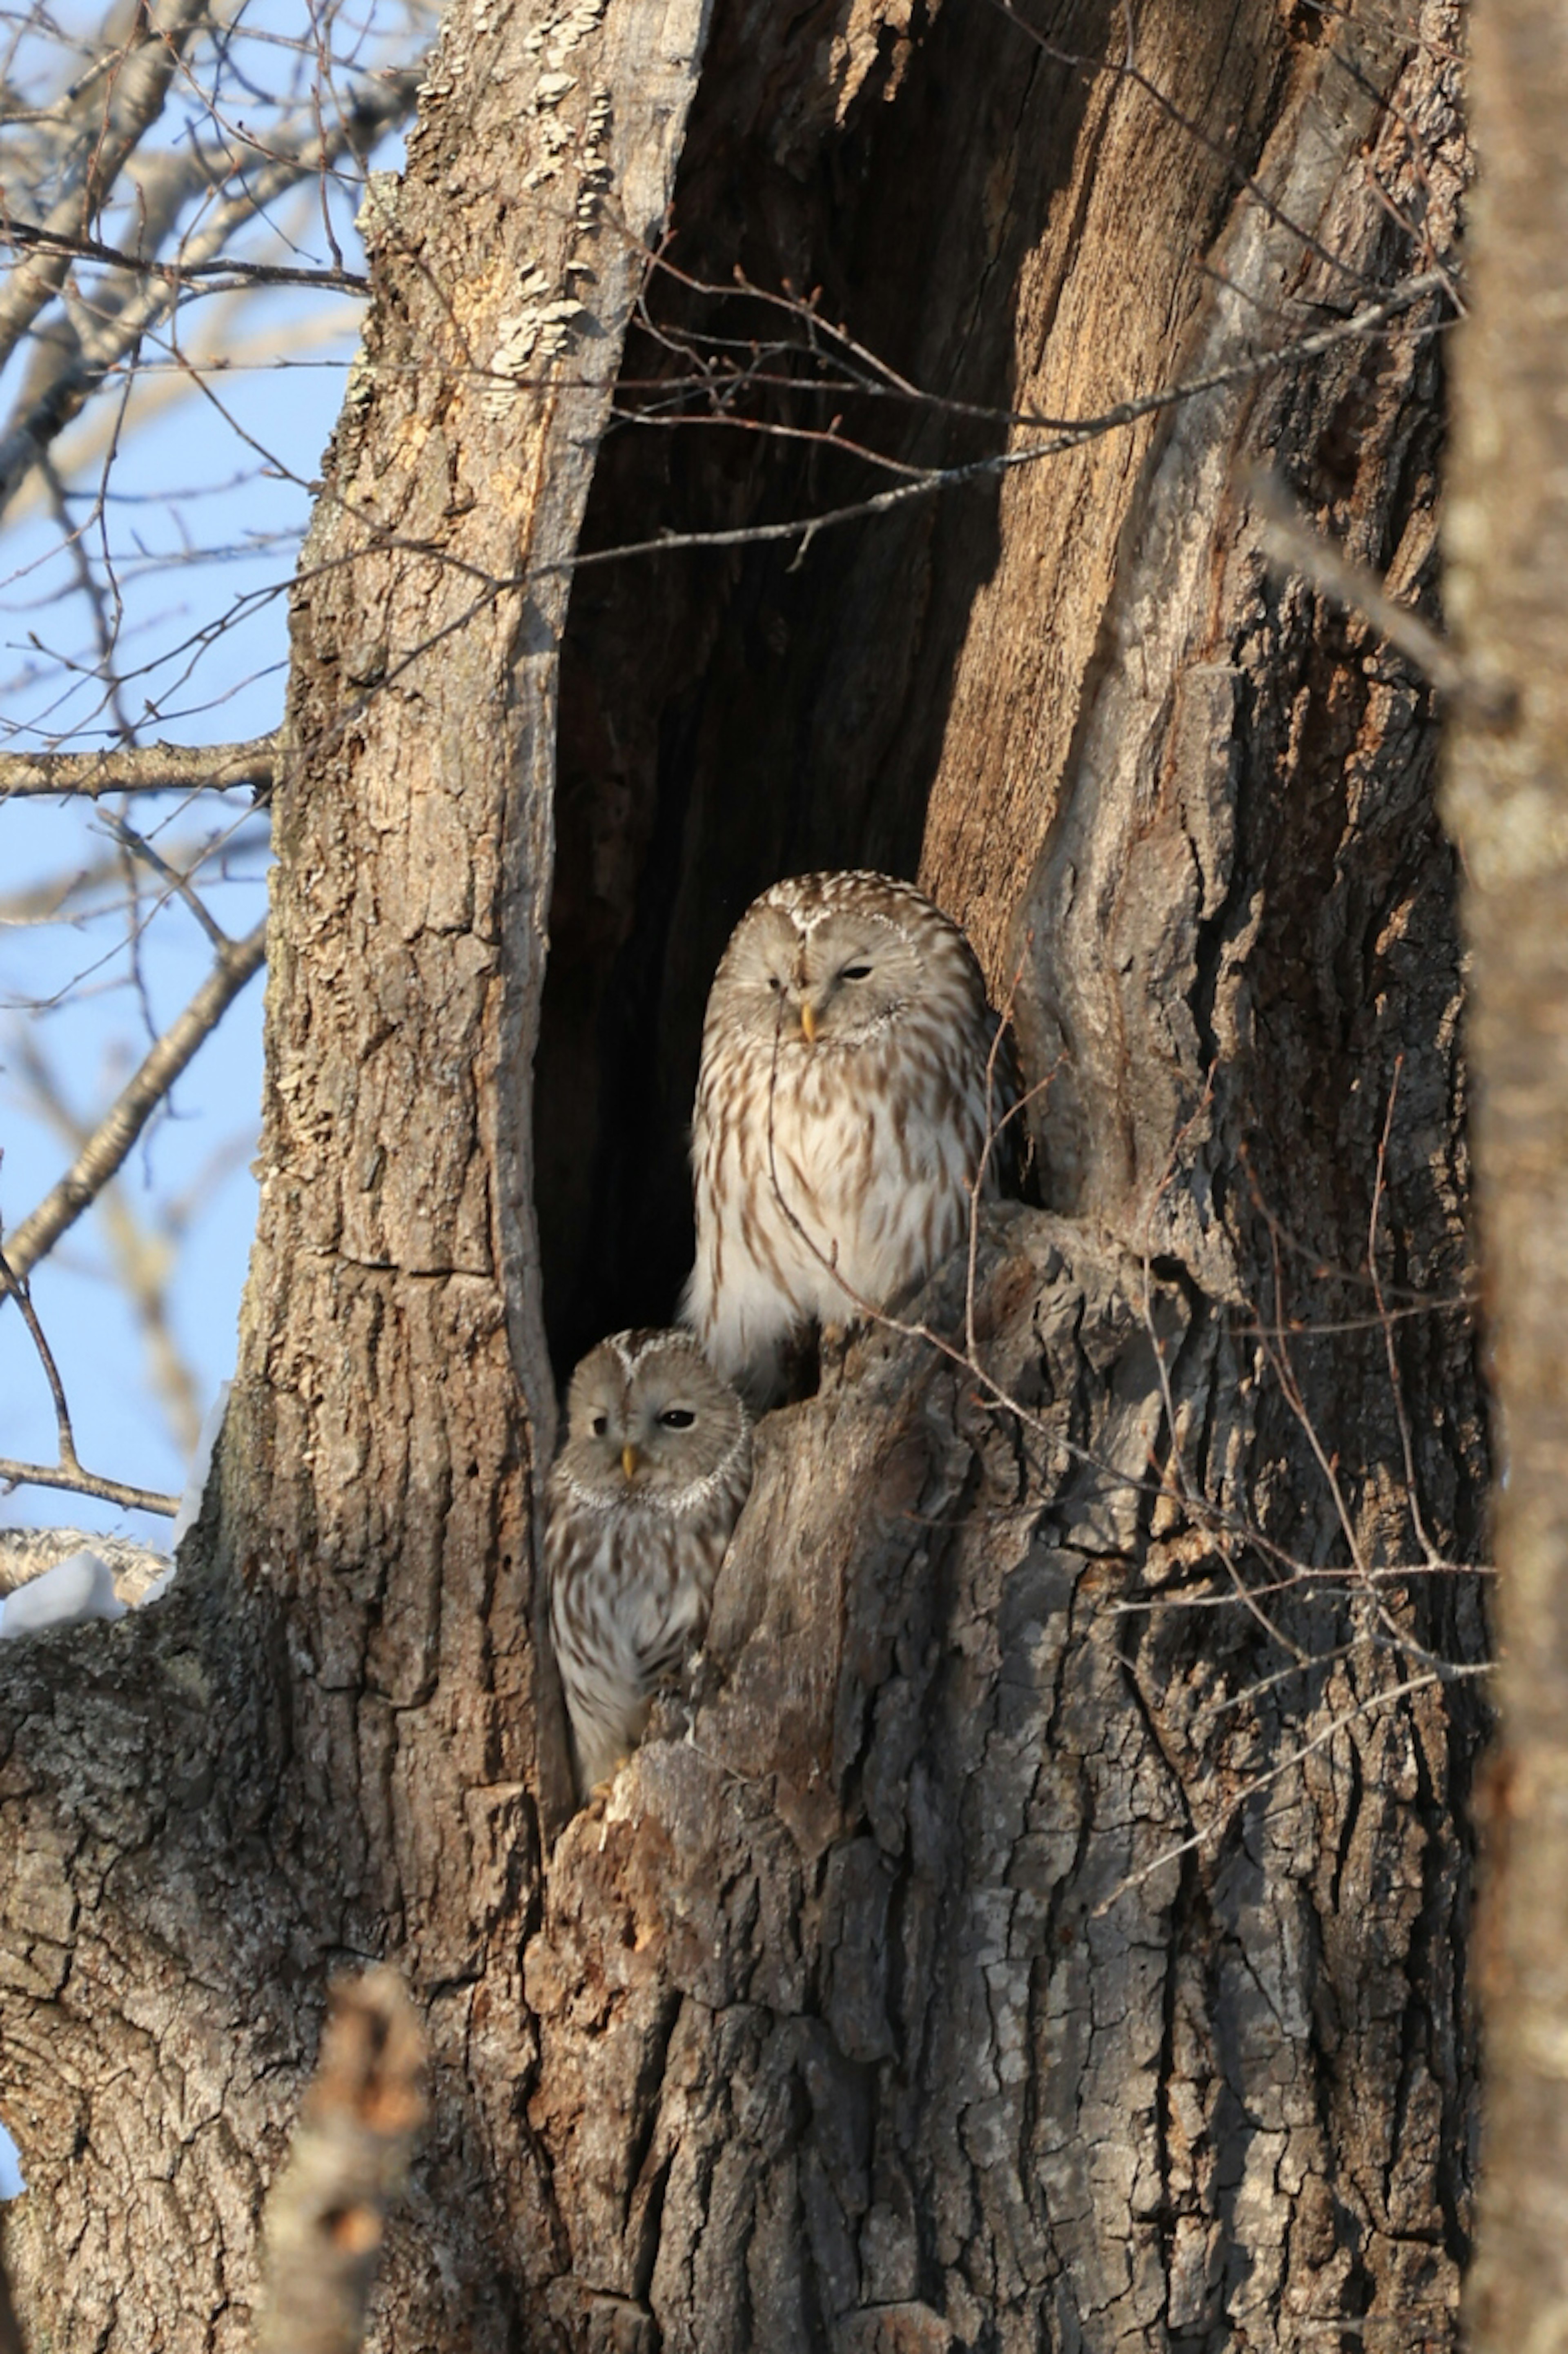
left=725, top=904, right=918, bottom=1049
left=560, top=1345, right=739, bottom=1502
left=557, top=1334, right=748, bottom=1522
left=795, top=911, right=916, bottom=1047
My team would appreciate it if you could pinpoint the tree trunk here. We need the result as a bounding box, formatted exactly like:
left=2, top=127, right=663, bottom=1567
left=1443, top=4, right=1568, bottom=2348
left=1, top=4, right=1486, bottom=2352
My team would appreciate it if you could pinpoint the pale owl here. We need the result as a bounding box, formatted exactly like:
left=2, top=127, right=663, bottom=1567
left=684, top=869, right=1009, bottom=1405
left=546, top=1327, right=752, bottom=1798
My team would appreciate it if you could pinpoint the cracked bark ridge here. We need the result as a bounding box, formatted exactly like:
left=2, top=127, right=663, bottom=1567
left=1007, top=1, right=1467, bottom=1261
left=529, top=1211, right=1477, bottom=2352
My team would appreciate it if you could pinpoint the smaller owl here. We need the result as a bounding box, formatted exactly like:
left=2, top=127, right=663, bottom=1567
left=547, top=1328, right=752, bottom=1799
left=684, top=869, right=1010, bottom=1406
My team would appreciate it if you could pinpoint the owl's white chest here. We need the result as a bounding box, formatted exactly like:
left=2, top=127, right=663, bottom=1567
left=687, top=1024, right=989, bottom=1392
left=768, top=1042, right=972, bottom=1289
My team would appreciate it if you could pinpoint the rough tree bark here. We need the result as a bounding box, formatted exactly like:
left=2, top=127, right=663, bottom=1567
left=0, top=4, right=1485, bottom=2352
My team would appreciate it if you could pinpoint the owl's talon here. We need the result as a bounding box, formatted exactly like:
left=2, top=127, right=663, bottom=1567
left=817, top=1321, right=853, bottom=1387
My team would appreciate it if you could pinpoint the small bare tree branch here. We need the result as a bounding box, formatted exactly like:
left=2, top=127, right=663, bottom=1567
left=0, top=736, right=278, bottom=799
left=3, top=917, right=267, bottom=1278
left=0, top=71, right=423, bottom=517
left=256, top=1969, right=428, bottom=2354
left=0, top=1243, right=78, bottom=1466
left=0, top=0, right=212, bottom=379
left=15, top=1036, right=207, bottom=1455
left=2, top=220, right=370, bottom=297
left=551, top=275, right=1453, bottom=576
left=0, top=1244, right=181, bottom=1517
left=0, top=1455, right=179, bottom=1518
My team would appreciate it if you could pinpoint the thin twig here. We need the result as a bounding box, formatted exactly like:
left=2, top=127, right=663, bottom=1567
left=0, top=1245, right=75, bottom=1465
left=0, top=0, right=212, bottom=379
left=0, top=1244, right=181, bottom=1515
left=1093, top=1662, right=1490, bottom=1916
left=15, top=1035, right=209, bottom=1454
left=0, top=72, right=422, bottom=516
left=987, top=0, right=1379, bottom=293
left=3, top=917, right=268, bottom=1277
left=552, top=278, right=1453, bottom=576
left=2, top=219, right=370, bottom=295
left=96, top=809, right=234, bottom=952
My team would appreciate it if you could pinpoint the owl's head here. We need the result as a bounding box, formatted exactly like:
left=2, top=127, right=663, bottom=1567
left=716, top=870, right=977, bottom=1053
left=556, top=1329, right=751, bottom=1507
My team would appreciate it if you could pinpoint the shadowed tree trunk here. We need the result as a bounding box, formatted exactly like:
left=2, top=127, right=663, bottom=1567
left=0, top=3, right=1487, bottom=2351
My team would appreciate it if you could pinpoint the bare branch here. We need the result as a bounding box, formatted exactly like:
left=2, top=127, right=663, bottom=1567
left=0, top=1455, right=179, bottom=1517
left=1093, top=1661, right=1491, bottom=1917
left=0, top=70, right=423, bottom=516
left=3, top=918, right=268, bottom=1278
left=0, top=736, right=278, bottom=799
left=256, top=1969, right=428, bottom=2354
left=15, top=1036, right=207, bottom=1455
left=5, top=305, right=359, bottom=530
left=96, top=810, right=233, bottom=951
left=987, top=0, right=1378, bottom=294
left=3, top=219, right=369, bottom=297
left=0, top=0, right=212, bottom=379
left=555, top=274, right=1452, bottom=576
left=0, top=1244, right=77, bottom=1466
left=0, top=1243, right=182, bottom=1516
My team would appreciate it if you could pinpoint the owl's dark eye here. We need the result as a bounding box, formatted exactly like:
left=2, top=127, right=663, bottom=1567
left=590, top=1414, right=608, bottom=1436
left=659, top=1408, right=696, bottom=1429
left=767, top=975, right=784, bottom=992
left=842, top=963, right=873, bottom=981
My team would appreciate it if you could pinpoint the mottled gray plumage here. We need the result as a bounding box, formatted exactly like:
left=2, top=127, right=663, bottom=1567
left=546, top=1328, right=752, bottom=1798
left=0, top=1526, right=168, bottom=1606
left=684, top=869, right=1006, bottom=1405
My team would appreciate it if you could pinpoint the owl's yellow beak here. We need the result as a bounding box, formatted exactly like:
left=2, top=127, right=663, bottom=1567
left=799, top=1000, right=818, bottom=1044
left=621, top=1443, right=642, bottom=1481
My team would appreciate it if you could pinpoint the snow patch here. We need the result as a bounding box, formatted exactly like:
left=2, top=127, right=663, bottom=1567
left=0, top=1549, right=126, bottom=1636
